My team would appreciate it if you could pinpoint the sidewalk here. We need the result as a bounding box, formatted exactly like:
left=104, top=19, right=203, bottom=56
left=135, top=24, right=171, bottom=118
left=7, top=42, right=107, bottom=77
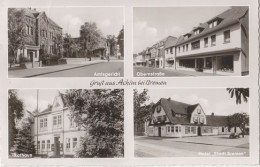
left=165, top=68, right=222, bottom=76
left=9, top=60, right=106, bottom=78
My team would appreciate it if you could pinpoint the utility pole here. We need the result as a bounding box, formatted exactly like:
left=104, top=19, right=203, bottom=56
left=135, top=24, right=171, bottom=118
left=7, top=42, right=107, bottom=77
left=36, top=89, right=39, bottom=156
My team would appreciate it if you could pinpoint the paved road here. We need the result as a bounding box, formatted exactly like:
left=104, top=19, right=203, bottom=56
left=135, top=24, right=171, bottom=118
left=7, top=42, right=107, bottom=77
left=135, top=136, right=249, bottom=157
left=33, top=62, right=124, bottom=77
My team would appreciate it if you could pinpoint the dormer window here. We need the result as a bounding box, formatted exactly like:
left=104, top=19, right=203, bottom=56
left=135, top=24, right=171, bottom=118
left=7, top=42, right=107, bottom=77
left=208, top=17, right=222, bottom=29
left=193, top=27, right=204, bottom=35
left=184, top=33, right=192, bottom=40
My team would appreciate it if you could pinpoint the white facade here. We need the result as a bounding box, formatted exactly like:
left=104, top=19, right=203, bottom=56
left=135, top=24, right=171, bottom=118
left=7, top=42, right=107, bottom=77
left=175, top=23, right=248, bottom=76
left=164, top=46, right=176, bottom=69
left=32, top=95, right=85, bottom=157
left=148, top=102, right=241, bottom=138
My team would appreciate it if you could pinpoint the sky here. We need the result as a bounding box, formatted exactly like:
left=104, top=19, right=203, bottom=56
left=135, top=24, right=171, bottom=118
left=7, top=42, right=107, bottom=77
left=137, top=88, right=249, bottom=116
left=16, top=89, right=64, bottom=113
left=133, top=7, right=231, bottom=54
left=37, top=7, right=124, bottom=38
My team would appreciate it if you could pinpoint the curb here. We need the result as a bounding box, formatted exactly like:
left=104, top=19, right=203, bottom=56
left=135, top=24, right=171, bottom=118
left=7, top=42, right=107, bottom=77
left=25, top=62, right=104, bottom=78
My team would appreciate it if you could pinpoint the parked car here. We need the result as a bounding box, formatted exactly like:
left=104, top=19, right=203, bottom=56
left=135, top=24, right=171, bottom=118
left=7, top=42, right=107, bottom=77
left=229, top=133, right=240, bottom=139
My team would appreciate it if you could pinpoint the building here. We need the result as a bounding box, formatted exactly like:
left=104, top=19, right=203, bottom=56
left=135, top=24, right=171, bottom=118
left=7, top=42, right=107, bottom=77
left=14, top=8, right=62, bottom=66
left=174, top=6, right=249, bottom=76
left=134, top=51, right=146, bottom=66
left=147, top=98, right=241, bottom=138
left=136, top=7, right=249, bottom=76
left=30, top=93, right=84, bottom=157
left=164, top=36, right=178, bottom=69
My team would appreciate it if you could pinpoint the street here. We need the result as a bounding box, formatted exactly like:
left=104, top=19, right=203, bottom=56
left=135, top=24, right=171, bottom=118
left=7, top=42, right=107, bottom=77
left=135, top=135, right=249, bottom=157
left=33, top=62, right=123, bottom=77
left=9, top=61, right=124, bottom=78
left=134, top=67, right=220, bottom=77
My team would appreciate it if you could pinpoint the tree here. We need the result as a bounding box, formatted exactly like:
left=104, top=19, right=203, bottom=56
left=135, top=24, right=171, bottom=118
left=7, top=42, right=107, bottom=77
left=80, top=22, right=102, bottom=61
left=13, top=117, right=35, bottom=155
left=227, top=88, right=249, bottom=104
left=63, top=89, right=124, bottom=158
left=134, top=89, right=153, bottom=135
left=106, top=35, right=117, bottom=56
left=8, top=8, right=27, bottom=67
left=63, top=33, right=74, bottom=58
left=8, top=90, right=24, bottom=155
left=53, top=33, right=63, bottom=57
left=228, top=112, right=249, bottom=137
left=117, top=26, right=124, bottom=57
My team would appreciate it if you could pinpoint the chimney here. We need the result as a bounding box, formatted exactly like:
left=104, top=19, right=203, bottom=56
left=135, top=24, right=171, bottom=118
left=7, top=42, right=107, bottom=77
left=167, top=97, right=171, bottom=101
left=211, top=112, right=214, bottom=116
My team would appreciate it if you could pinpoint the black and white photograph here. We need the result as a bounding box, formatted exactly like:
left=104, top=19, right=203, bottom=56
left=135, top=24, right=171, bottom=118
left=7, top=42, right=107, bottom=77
left=133, top=6, right=249, bottom=77
left=134, top=88, right=249, bottom=157
left=8, top=89, right=124, bottom=158
left=8, top=7, right=124, bottom=78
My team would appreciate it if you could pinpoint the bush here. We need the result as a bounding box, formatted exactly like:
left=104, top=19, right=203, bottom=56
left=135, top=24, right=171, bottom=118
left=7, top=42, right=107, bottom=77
left=20, top=56, right=30, bottom=63
left=58, top=58, right=67, bottom=65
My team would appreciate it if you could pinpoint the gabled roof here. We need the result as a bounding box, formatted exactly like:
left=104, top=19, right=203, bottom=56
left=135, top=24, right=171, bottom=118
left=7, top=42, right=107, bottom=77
left=157, top=98, right=195, bottom=125
left=164, top=36, right=178, bottom=49
left=176, top=6, right=248, bottom=46
left=206, top=115, right=228, bottom=126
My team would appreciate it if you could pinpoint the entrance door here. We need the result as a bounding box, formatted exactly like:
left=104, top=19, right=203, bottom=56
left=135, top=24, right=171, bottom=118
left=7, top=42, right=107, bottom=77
left=54, top=137, right=60, bottom=157
left=158, top=127, right=161, bottom=137
left=197, top=58, right=204, bottom=72
left=29, top=52, right=34, bottom=62
left=198, top=127, right=202, bottom=136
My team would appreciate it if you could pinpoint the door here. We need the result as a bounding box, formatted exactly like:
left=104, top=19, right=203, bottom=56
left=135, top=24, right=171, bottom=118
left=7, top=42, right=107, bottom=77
left=197, top=58, right=204, bottom=72
left=29, top=52, right=33, bottom=62
left=158, top=127, right=161, bottom=137
left=198, top=126, right=202, bottom=136
left=54, top=137, right=60, bottom=157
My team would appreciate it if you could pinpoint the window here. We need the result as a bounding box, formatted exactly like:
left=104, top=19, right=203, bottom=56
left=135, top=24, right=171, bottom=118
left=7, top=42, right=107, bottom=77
left=179, top=59, right=195, bottom=68
left=47, top=140, right=50, bottom=149
left=211, top=35, right=216, bottom=46
left=217, top=55, right=233, bottom=72
left=186, top=44, right=188, bottom=51
left=200, top=117, right=204, bottom=124
left=193, top=116, right=198, bottom=123
left=222, top=127, right=224, bottom=132
left=73, top=138, right=77, bottom=149
left=31, top=27, right=33, bottom=35
left=191, top=127, right=196, bottom=134
left=224, top=30, right=230, bottom=43
left=204, top=38, right=208, bottom=47
left=44, top=118, right=47, bottom=127
left=171, top=126, right=174, bottom=133
left=53, top=116, right=57, bottom=126
left=26, top=25, right=29, bottom=35
left=42, top=140, right=45, bottom=150
left=209, top=20, right=219, bottom=28
left=191, top=40, right=200, bottom=50
left=179, top=126, right=181, bottom=132
left=40, top=119, right=43, bottom=128
left=57, top=115, right=61, bottom=125
left=185, top=126, right=189, bottom=134
left=194, top=29, right=201, bottom=35
left=167, top=126, right=170, bottom=133
left=37, top=141, right=40, bottom=150
left=170, top=47, right=173, bottom=54
left=175, top=126, right=179, bottom=133
left=66, top=138, right=70, bottom=151
left=183, top=45, right=185, bottom=52
left=178, top=47, right=180, bottom=53
left=205, top=57, right=212, bottom=69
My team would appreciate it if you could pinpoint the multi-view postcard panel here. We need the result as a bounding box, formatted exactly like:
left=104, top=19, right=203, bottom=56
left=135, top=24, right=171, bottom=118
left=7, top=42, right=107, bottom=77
left=8, top=7, right=124, bottom=78
left=133, top=6, right=249, bottom=77
left=134, top=88, right=249, bottom=157
left=8, top=89, right=124, bottom=158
